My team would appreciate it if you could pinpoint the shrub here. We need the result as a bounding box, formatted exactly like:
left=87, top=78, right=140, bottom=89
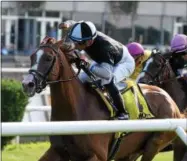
left=1, top=79, right=29, bottom=149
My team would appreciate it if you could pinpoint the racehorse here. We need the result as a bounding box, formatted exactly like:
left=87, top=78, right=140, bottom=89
left=136, top=52, right=187, bottom=161
left=22, top=36, right=185, bottom=161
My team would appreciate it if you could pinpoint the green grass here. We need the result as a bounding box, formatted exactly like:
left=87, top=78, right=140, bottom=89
left=2, top=142, right=50, bottom=161
left=2, top=142, right=172, bottom=161
left=137, top=152, right=172, bottom=161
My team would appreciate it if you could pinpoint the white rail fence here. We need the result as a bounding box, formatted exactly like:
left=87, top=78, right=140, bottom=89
left=2, top=119, right=187, bottom=146
left=26, top=105, right=51, bottom=112
left=2, top=68, right=30, bottom=73
left=2, top=67, right=79, bottom=73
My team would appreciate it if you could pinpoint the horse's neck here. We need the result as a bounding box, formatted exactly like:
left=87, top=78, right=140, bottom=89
left=49, top=67, right=107, bottom=121
left=161, top=64, right=187, bottom=111
left=49, top=74, right=84, bottom=120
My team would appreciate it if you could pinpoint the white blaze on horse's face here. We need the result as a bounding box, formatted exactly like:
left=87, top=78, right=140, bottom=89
left=143, top=57, right=153, bottom=71
left=31, top=49, right=44, bottom=70
left=136, top=72, right=145, bottom=82
left=136, top=57, right=153, bottom=82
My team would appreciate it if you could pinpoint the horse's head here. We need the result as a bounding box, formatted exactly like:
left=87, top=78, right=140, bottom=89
left=137, top=53, right=173, bottom=85
left=22, top=36, right=67, bottom=97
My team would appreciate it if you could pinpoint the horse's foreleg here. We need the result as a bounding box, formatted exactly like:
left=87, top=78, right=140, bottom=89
left=173, top=137, right=187, bottom=161
left=140, top=132, right=176, bottom=161
left=38, top=146, right=64, bottom=161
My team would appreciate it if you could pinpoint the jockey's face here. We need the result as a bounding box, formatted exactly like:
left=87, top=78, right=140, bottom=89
left=75, top=41, right=87, bottom=50
left=74, top=40, right=93, bottom=50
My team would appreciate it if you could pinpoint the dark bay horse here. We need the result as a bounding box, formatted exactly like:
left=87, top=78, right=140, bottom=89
left=22, top=37, right=184, bottom=161
left=136, top=53, right=187, bottom=161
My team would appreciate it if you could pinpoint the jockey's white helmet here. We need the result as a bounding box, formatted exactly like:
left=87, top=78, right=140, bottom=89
left=68, top=21, right=97, bottom=42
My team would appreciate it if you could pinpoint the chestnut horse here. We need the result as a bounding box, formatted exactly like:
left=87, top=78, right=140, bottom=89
left=22, top=37, right=184, bottom=161
left=137, top=53, right=187, bottom=161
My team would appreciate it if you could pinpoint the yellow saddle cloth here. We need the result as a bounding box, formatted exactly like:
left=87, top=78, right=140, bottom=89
left=94, top=79, right=154, bottom=120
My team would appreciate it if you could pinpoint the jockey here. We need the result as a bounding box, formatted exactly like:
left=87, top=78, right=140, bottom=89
left=127, top=42, right=152, bottom=80
left=68, top=21, right=135, bottom=120
left=170, top=34, right=187, bottom=82
left=59, top=20, right=87, bottom=60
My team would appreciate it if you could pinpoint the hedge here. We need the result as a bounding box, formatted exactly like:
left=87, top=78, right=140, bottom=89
left=1, top=79, right=29, bottom=149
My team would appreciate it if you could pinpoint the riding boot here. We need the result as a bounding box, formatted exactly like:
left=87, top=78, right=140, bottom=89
left=105, top=80, right=129, bottom=120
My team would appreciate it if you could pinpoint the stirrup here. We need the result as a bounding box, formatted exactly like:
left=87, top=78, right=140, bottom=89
left=117, top=113, right=129, bottom=120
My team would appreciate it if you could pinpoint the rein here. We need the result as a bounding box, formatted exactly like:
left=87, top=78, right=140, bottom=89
left=141, top=54, right=177, bottom=85
left=158, top=75, right=182, bottom=84
left=29, top=43, right=84, bottom=93
left=31, top=44, right=82, bottom=85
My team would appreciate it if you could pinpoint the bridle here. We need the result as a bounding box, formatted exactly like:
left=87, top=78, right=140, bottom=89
left=29, top=44, right=81, bottom=93
left=141, top=54, right=172, bottom=85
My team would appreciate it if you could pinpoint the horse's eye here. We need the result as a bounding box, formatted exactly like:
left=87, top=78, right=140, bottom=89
left=45, top=54, right=53, bottom=61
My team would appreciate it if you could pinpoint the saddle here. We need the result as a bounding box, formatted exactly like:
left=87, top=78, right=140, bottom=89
left=91, top=79, right=154, bottom=120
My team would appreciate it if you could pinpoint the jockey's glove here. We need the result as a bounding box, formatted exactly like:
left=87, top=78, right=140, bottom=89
left=74, top=58, right=90, bottom=69
left=58, top=20, right=77, bottom=29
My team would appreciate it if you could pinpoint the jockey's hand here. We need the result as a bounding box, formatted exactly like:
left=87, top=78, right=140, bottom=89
left=80, top=59, right=90, bottom=69
left=58, top=22, right=70, bottom=30
left=59, top=20, right=76, bottom=30
left=75, top=58, right=90, bottom=69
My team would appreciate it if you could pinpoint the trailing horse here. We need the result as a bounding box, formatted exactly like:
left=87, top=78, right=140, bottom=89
left=22, top=37, right=185, bottom=161
left=137, top=52, right=187, bottom=161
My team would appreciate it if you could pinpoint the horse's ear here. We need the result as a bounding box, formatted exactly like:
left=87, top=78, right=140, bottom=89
left=48, top=38, right=57, bottom=44
left=41, top=36, right=50, bottom=44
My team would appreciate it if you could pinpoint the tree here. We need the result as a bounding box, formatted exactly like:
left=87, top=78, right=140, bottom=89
left=109, top=1, right=139, bottom=15
left=109, top=1, right=139, bottom=41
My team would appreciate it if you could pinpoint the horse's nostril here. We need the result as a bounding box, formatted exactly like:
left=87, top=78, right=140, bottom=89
left=28, top=82, right=35, bottom=88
